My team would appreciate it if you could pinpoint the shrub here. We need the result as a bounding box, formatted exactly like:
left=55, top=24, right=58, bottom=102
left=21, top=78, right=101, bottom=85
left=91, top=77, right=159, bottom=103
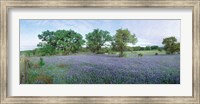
left=96, top=49, right=106, bottom=54
left=105, top=48, right=112, bottom=54
left=155, top=53, right=158, bottom=55
left=25, top=51, right=31, bottom=57
left=55, top=50, right=64, bottom=55
left=32, top=49, right=36, bottom=55
left=138, top=53, right=143, bottom=57
left=35, top=48, right=45, bottom=56
left=158, top=48, right=162, bottom=52
left=80, top=48, right=90, bottom=53
left=39, top=58, right=45, bottom=67
left=63, top=48, right=70, bottom=55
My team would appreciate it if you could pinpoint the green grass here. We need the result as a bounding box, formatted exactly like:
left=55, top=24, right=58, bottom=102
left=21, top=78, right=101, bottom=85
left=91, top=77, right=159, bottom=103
left=20, top=57, right=71, bottom=84
left=111, top=50, right=166, bottom=57
left=125, top=50, right=166, bottom=55
left=27, top=64, right=70, bottom=84
left=21, top=49, right=166, bottom=57
left=20, top=50, right=34, bottom=57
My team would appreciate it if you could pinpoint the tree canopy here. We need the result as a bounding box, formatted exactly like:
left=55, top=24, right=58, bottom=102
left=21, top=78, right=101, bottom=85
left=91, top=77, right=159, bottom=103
left=162, top=36, right=180, bottom=54
left=113, top=28, right=137, bottom=57
left=34, top=29, right=179, bottom=57
left=86, top=29, right=112, bottom=53
left=37, top=29, right=85, bottom=55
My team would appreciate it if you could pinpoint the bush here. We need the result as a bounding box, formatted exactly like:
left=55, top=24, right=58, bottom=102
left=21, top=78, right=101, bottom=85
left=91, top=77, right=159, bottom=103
left=39, top=58, right=45, bottom=68
left=105, top=48, right=113, bottom=54
left=25, top=51, right=31, bottom=57
left=56, top=50, right=64, bottom=55
left=96, top=49, right=106, bottom=54
left=126, top=46, right=133, bottom=51
left=80, top=48, right=90, bottom=53
left=158, top=48, right=162, bottom=52
left=155, top=53, right=158, bottom=55
left=96, top=50, right=105, bottom=54
left=138, top=53, right=143, bottom=57
left=35, top=48, right=45, bottom=56
left=63, top=49, right=70, bottom=55
left=35, top=44, right=56, bottom=56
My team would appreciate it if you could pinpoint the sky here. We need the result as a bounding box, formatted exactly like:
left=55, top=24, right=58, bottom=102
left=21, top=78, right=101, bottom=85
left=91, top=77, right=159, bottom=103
left=20, top=19, right=180, bottom=51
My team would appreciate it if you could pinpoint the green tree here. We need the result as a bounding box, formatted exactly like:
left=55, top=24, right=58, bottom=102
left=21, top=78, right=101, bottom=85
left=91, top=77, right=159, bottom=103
left=37, top=42, right=56, bottom=56
left=38, top=30, right=56, bottom=47
left=54, top=30, right=85, bottom=54
left=37, top=29, right=85, bottom=55
left=175, top=42, right=180, bottom=53
left=132, top=46, right=141, bottom=51
left=158, top=47, right=163, bottom=52
left=113, top=28, right=137, bottom=57
left=111, top=41, right=117, bottom=51
left=151, top=45, right=159, bottom=50
left=162, top=36, right=180, bottom=54
left=37, top=30, right=57, bottom=55
left=86, top=29, right=112, bottom=53
left=145, top=46, right=151, bottom=50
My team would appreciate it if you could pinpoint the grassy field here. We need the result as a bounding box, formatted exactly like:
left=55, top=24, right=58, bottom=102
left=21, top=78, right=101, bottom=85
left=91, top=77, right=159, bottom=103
left=20, top=50, right=180, bottom=84
left=126, top=50, right=166, bottom=55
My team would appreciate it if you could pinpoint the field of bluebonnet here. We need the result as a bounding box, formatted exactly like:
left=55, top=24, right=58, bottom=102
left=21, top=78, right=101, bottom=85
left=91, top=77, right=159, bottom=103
left=21, top=53, right=180, bottom=84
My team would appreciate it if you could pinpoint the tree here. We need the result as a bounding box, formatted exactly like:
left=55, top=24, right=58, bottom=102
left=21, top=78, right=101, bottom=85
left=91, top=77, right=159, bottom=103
left=151, top=45, right=159, bottom=50
left=111, top=40, right=118, bottom=51
left=162, top=36, right=180, bottom=54
left=175, top=42, right=180, bottom=53
left=37, top=42, right=56, bottom=56
left=86, top=29, right=112, bottom=53
left=133, top=46, right=141, bottom=51
left=37, top=30, right=56, bottom=55
left=113, top=28, right=137, bottom=57
left=158, top=47, right=163, bottom=52
left=145, top=46, right=151, bottom=50
left=54, top=30, right=85, bottom=54
left=38, top=30, right=56, bottom=48
left=37, top=29, right=85, bottom=55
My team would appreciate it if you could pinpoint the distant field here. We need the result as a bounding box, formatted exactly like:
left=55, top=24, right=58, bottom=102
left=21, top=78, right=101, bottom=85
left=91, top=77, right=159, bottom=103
left=20, top=50, right=166, bottom=57
left=126, top=50, right=166, bottom=55
left=20, top=52, right=180, bottom=84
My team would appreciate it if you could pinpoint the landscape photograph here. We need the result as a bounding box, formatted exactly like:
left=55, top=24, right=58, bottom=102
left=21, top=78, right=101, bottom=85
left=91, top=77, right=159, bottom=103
left=20, top=19, right=180, bottom=84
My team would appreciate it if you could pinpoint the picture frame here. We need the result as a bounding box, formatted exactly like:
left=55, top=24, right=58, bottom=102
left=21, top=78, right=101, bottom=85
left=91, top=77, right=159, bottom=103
left=0, top=0, right=199, bottom=103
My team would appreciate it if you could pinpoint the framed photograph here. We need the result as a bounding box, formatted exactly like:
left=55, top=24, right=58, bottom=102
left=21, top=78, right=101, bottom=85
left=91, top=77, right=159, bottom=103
left=0, top=0, right=199, bottom=103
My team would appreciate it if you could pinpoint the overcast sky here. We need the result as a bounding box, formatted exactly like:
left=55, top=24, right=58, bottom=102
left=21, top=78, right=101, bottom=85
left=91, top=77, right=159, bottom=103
left=20, top=19, right=180, bottom=51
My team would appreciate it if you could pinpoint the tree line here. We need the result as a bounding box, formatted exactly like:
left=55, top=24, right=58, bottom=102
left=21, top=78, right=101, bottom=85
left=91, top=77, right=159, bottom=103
left=29, top=28, right=180, bottom=57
